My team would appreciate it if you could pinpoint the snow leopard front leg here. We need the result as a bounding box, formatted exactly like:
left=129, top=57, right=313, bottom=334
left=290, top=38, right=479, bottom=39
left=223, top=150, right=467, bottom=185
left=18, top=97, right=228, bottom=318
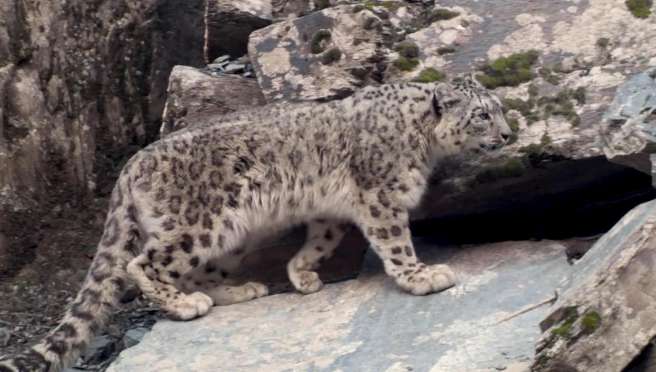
left=355, top=190, right=456, bottom=295
left=287, top=220, right=350, bottom=294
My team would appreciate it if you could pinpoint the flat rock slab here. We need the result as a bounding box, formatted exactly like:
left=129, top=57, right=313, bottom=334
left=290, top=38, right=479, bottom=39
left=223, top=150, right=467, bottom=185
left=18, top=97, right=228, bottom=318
left=109, top=240, right=572, bottom=372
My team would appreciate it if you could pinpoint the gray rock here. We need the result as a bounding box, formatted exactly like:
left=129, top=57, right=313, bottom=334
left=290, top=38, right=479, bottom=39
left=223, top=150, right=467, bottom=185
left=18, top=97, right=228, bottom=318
left=0, top=0, right=205, bottom=218
left=0, top=327, right=10, bottom=347
left=533, top=199, right=656, bottom=372
left=108, top=240, right=572, bottom=371
left=79, top=335, right=115, bottom=365
left=248, top=5, right=388, bottom=102
left=122, top=327, right=150, bottom=349
left=204, top=0, right=272, bottom=62
left=160, top=66, right=266, bottom=137
left=600, top=67, right=656, bottom=175
left=271, top=0, right=311, bottom=19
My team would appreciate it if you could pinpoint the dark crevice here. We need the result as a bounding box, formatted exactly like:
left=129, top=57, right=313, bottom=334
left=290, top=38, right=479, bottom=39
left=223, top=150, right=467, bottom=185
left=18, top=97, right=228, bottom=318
left=412, top=157, right=656, bottom=244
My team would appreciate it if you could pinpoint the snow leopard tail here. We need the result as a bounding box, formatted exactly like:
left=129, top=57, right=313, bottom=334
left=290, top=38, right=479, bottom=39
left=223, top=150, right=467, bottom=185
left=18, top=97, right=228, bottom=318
left=0, top=176, right=140, bottom=372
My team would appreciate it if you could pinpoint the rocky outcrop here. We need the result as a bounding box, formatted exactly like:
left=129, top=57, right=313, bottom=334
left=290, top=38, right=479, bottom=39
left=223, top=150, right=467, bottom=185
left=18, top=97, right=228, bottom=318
left=204, top=0, right=272, bottom=62
left=600, top=67, right=656, bottom=175
left=248, top=4, right=389, bottom=102
left=160, top=66, right=266, bottom=136
left=532, top=199, right=656, bottom=372
left=0, top=0, right=205, bottom=213
left=271, top=0, right=311, bottom=19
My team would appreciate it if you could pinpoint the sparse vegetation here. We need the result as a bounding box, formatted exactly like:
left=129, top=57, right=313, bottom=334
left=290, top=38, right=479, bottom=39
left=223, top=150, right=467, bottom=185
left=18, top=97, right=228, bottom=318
left=581, top=311, right=601, bottom=334
left=503, top=86, right=586, bottom=127
left=394, top=56, right=419, bottom=71
left=626, top=0, right=653, bottom=18
left=476, top=50, right=540, bottom=89
left=314, top=0, right=331, bottom=10
left=551, top=307, right=579, bottom=338
left=364, top=0, right=402, bottom=11
left=321, top=48, right=342, bottom=65
left=413, top=68, right=445, bottom=83
left=310, top=29, right=332, bottom=54
left=538, top=88, right=586, bottom=126
left=502, top=97, right=540, bottom=124
left=437, top=46, right=456, bottom=55
left=539, top=67, right=561, bottom=85
left=395, top=41, right=420, bottom=59
left=571, top=87, right=587, bottom=105
left=430, top=8, right=460, bottom=22
left=596, top=37, right=611, bottom=49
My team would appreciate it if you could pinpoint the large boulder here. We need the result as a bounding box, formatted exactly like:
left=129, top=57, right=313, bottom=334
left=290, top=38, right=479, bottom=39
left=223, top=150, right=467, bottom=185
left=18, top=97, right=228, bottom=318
left=160, top=66, right=266, bottom=137
left=204, top=0, right=272, bottom=62
left=532, top=199, right=656, bottom=372
left=248, top=4, right=389, bottom=102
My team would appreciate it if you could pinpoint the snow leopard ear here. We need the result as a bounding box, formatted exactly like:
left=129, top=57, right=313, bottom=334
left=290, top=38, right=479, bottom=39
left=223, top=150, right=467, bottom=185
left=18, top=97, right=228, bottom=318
left=432, top=82, right=462, bottom=117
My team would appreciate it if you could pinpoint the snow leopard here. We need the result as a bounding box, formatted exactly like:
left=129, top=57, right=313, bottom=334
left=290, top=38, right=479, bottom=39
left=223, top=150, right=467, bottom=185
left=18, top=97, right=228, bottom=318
left=0, top=76, right=511, bottom=372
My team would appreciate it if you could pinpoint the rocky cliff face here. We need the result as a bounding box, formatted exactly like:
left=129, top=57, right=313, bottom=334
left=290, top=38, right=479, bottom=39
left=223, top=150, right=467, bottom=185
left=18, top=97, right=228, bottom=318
left=0, top=0, right=205, bottom=213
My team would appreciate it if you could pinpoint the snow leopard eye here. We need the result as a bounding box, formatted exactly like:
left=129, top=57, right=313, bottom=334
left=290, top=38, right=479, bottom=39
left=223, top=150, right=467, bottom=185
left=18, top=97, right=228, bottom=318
left=480, top=112, right=491, bottom=120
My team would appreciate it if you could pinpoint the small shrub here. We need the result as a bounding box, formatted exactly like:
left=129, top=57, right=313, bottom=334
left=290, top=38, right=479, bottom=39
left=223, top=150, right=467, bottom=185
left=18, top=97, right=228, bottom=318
left=539, top=67, right=561, bottom=85
left=437, top=46, right=456, bottom=55
left=314, top=0, right=331, bottom=10
left=394, top=56, right=419, bottom=71
left=626, top=0, right=653, bottom=18
left=596, top=37, right=611, bottom=49
left=538, top=88, right=585, bottom=126
left=364, top=0, right=402, bottom=11
left=321, top=48, right=342, bottom=65
left=581, top=311, right=601, bottom=334
left=395, top=41, right=420, bottom=59
left=476, top=50, right=540, bottom=89
left=413, top=68, right=446, bottom=83
left=572, top=87, right=587, bottom=105
left=502, top=97, right=539, bottom=124
left=551, top=307, right=579, bottom=339
left=310, top=29, right=332, bottom=54
left=430, top=8, right=460, bottom=22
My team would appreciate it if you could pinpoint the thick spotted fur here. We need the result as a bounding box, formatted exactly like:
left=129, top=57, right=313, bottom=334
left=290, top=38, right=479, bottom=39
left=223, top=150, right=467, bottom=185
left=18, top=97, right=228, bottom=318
left=0, top=77, right=510, bottom=372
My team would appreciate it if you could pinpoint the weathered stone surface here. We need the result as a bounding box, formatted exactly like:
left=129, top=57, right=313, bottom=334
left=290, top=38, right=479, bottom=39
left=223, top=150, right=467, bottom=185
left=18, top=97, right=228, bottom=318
left=533, top=199, right=656, bottom=372
left=404, top=6, right=483, bottom=78
left=0, top=0, right=205, bottom=212
left=271, top=0, right=311, bottom=19
left=160, top=66, right=266, bottom=137
left=108, top=240, right=573, bottom=372
left=204, top=0, right=272, bottom=62
left=249, top=4, right=388, bottom=102
left=600, top=67, right=656, bottom=175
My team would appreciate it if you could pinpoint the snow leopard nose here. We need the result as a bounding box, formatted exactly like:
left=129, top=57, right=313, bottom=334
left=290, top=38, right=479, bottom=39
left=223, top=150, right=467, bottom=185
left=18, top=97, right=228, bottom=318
left=501, top=132, right=511, bottom=143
